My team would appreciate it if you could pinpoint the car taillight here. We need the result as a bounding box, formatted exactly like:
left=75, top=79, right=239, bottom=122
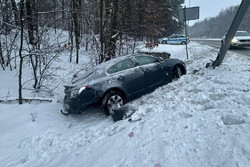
left=78, top=85, right=88, bottom=94
left=187, top=37, right=190, bottom=40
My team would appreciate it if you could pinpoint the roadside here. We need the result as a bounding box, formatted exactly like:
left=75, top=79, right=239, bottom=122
left=0, top=42, right=250, bottom=167
left=192, top=38, right=250, bottom=59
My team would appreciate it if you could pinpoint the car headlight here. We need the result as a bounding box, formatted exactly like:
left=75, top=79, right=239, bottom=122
left=231, top=38, right=238, bottom=43
left=70, top=85, right=88, bottom=98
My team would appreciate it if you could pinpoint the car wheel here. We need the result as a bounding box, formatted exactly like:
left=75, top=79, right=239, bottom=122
left=181, top=41, right=186, bottom=45
left=162, top=41, right=167, bottom=44
left=61, top=109, right=69, bottom=115
left=173, top=66, right=183, bottom=80
left=102, top=91, right=126, bottom=115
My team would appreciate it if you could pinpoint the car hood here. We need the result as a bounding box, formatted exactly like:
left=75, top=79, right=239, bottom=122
left=234, top=36, right=250, bottom=40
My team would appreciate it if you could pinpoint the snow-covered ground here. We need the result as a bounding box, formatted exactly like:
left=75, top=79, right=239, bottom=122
left=1, top=42, right=250, bottom=167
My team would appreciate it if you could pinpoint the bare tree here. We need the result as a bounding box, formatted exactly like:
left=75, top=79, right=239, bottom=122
left=18, top=0, right=25, bottom=104
left=99, top=0, right=104, bottom=63
left=10, top=0, right=19, bottom=26
left=72, top=0, right=80, bottom=64
left=0, top=35, right=5, bottom=70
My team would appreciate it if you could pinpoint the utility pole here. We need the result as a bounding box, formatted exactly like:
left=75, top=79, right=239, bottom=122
left=206, top=0, right=250, bottom=68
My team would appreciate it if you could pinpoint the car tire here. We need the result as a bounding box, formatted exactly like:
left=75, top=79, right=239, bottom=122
left=102, top=91, right=126, bottom=115
left=181, top=41, right=186, bottom=45
left=61, top=109, right=69, bottom=115
left=162, top=41, right=167, bottom=44
left=173, top=65, right=183, bottom=80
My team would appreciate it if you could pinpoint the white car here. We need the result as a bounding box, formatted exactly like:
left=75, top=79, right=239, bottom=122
left=222, top=31, right=250, bottom=48
left=161, top=34, right=190, bottom=45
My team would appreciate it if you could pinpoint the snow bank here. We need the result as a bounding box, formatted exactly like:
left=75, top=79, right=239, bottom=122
left=0, top=42, right=250, bottom=167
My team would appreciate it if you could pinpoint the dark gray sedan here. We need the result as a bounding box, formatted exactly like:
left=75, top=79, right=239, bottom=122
left=61, top=54, right=186, bottom=115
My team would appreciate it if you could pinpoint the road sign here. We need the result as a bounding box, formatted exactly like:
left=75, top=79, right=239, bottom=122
left=179, top=7, right=199, bottom=22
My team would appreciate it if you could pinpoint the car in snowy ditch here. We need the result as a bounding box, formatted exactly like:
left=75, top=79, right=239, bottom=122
left=61, top=54, right=186, bottom=116
left=221, top=31, right=250, bottom=48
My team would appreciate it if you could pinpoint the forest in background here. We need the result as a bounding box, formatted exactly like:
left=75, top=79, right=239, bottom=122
left=0, top=0, right=184, bottom=103
left=0, top=0, right=184, bottom=66
left=189, top=5, right=250, bottom=38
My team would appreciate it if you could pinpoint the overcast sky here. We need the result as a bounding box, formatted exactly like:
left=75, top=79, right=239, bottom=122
left=184, top=0, right=242, bottom=25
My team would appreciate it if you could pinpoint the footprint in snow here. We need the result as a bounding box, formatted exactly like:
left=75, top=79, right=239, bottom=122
left=221, top=115, right=245, bottom=125
left=179, top=112, right=192, bottom=119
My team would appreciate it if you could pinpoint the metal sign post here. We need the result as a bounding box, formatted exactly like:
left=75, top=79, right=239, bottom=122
left=179, top=6, right=199, bottom=59
left=183, top=7, right=189, bottom=59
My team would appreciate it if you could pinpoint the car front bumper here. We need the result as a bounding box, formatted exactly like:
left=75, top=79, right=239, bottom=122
left=63, top=88, right=99, bottom=114
left=231, top=41, right=250, bottom=47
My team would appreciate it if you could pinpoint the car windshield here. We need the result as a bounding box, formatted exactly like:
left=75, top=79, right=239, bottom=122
left=235, top=31, right=250, bottom=36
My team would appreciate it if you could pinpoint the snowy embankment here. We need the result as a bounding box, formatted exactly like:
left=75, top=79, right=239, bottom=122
left=0, top=42, right=250, bottom=167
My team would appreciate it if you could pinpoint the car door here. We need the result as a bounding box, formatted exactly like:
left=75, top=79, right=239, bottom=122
left=168, top=34, right=177, bottom=44
left=133, top=56, right=165, bottom=90
left=106, top=58, right=146, bottom=98
left=178, top=35, right=186, bottom=44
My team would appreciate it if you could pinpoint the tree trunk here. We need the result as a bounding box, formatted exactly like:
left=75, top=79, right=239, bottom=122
left=0, top=35, right=5, bottom=70
left=99, top=0, right=104, bottom=63
left=107, top=0, right=119, bottom=60
left=11, top=0, right=19, bottom=26
left=54, top=0, right=57, bottom=33
left=69, top=18, right=74, bottom=62
left=72, top=0, right=80, bottom=64
left=18, top=0, right=25, bottom=104
left=61, top=0, right=65, bottom=29
left=34, top=0, right=40, bottom=50
left=26, top=0, right=34, bottom=45
left=30, top=54, right=38, bottom=89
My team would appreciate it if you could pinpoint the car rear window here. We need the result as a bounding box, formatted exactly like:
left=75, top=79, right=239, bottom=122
left=72, top=67, right=97, bottom=84
left=134, top=56, right=159, bottom=66
left=107, top=65, right=116, bottom=74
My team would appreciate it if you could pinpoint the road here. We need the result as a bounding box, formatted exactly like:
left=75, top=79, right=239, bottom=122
left=193, top=39, right=250, bottom=57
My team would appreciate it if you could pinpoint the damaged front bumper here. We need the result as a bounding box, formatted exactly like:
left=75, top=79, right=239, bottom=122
left=62, top=86, right=99, bottom=114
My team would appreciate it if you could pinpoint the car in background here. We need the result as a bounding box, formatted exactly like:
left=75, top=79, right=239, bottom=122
left=221, top=31, right=250, bottom=48
left=161, top=34, right=190, bottom=45
left=61, top=54, right=186, bottom=116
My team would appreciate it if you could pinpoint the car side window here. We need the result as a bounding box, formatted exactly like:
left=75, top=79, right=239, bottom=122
left=107, top=58, right=135, bottom=74
left=171, top=35, right=177, bottom=38
left=134, top=56, right=159, bottom=66
left=114, top=58, right=136, bottom=72
left=107, top=65, right=117, bottom=74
